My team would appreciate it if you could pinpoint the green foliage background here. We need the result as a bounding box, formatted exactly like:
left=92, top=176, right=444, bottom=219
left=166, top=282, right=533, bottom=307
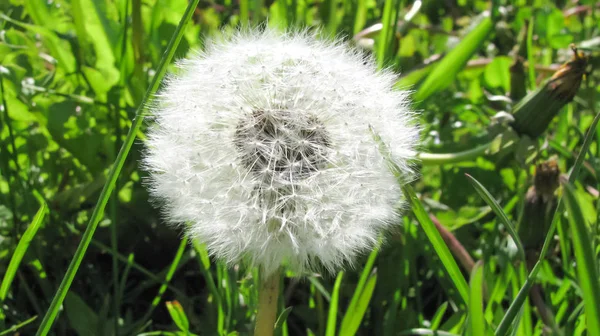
left=1, top=0, right=600, bottom=335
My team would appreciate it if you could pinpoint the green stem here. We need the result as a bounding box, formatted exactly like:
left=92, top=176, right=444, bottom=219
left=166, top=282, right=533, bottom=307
left=34, top=1, right=200, bottom=334
left=139, top=239, right=187, bottom=326
left=416, top=142, right=492, bottom=166
left=90, top=240, right=187, bottom=297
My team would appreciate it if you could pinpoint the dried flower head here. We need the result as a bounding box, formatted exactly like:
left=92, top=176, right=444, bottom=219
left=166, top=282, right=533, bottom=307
left=143, top=29, right=419, bottom=275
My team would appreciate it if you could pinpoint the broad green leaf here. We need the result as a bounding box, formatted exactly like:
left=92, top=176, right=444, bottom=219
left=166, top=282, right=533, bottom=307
left=65, top=292, right=99, bottom=336
left=414, top=15, right=493, bottom=102
left=484, top=56, right=512, bottom=92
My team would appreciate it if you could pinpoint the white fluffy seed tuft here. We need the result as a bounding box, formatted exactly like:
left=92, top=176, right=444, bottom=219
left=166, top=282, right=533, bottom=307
left=142, top=29, right=419, bottom=275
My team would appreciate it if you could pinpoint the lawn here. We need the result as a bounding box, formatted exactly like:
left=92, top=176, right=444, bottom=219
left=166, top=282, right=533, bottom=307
left=1, top=0, right=600, bottom=335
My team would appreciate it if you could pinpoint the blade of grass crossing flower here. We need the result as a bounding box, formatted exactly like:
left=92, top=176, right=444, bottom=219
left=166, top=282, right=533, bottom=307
left=240, top=0, right=249, bottom=26
left=495, top=261, right=541, bottom=336
left=0, top=201, right=47, bottom=303
left=325, top=271, right=344, bottom=336
left=324, top=0, right=338, bottom=35
left=339, top=272, right=377, bottom=335
left=414, top=16, right=493, bottom=102
left=466, top=174, right=525, bottom=261
left=515, top=264, right=532, bottom=336
left=562, top=182, right=600, bottom=335
left=34, top=1, right=200, bottom=334
left=402, top=184, right=469, bottom=304
left=468, top=261, right=485, bottom=336
left=352, top=0, right=367, bottom=34
left=340, top=244, right=378, bottom=332
left=376, top=0, right=400, bottom=69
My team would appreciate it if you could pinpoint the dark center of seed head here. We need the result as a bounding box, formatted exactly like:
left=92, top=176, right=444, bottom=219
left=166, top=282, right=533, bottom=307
left=234, top=109, right=331, bottom=184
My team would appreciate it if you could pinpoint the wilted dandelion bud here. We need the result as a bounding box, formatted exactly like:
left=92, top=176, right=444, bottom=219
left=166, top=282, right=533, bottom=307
left=518, top=160, right=560, bottom=251
left=143, top=29, right=419, bottom=276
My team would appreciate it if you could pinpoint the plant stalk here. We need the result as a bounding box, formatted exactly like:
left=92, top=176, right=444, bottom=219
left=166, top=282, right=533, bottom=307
left=255, top=268, right=281, bottom=336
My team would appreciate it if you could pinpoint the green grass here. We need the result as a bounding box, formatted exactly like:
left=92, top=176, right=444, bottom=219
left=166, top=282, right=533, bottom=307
left=1, top=0, right=600, bottom=335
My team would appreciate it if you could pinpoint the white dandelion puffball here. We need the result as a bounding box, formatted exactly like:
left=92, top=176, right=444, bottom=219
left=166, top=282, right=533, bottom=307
left=143, top=29, right=419, bottom=275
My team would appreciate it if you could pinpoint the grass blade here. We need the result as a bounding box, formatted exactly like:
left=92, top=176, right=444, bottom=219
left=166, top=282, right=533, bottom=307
left=466, top=174, right=526, bottom=261
left=34, top=1, right=200, bottom=334
left=339, top=244, right=378, bottom=332
left=562, top=182, right=600, bottom=335
left=414, top=15, right=493, bottom=102
left=325, top=271, right=344, bottom=336
left=540, top=110, right=600, bottom=260
left=495, top=262, right=540, bottom=336
left=0, top=316, right=38, bottom=336
left=402, top=184, right=469, bottom=305
left=274, top=307, right=293, bottom=333
left=468, top=261, right=485, bottom=336
left=376, top=0, right=401, bottom=68
left=0, top=201, right=47, bottom=302
left=339, top=272, right=377, bottom=335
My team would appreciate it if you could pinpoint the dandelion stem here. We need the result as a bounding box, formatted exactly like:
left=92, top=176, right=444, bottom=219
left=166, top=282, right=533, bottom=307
left=255, top=268, right=281, bottom=336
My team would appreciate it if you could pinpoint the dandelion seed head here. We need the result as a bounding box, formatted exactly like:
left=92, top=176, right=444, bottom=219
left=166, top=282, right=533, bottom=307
left=143, top=29, right=419, bottom=275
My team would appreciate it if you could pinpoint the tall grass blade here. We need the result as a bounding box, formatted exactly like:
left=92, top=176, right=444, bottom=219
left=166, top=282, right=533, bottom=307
left=562, top=182, right=600, bottom=335
left=0, top=201, right=47, bottom=302
left=495, top=262, right=540, bottom=336
left=402, top=184, right=469, bottom=305
left=34, top=1, right=200, bottom=334
left=339, top=245, right=378, bottom=332
left=466, top=174, right=526, bottom=261
left=468, top=261, right=485, bottom=336
left=339, top=272, right=377, bottom=335
left=325, top=271, right=344, bottom=336
left=376, top=0, right=401, bottom=68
